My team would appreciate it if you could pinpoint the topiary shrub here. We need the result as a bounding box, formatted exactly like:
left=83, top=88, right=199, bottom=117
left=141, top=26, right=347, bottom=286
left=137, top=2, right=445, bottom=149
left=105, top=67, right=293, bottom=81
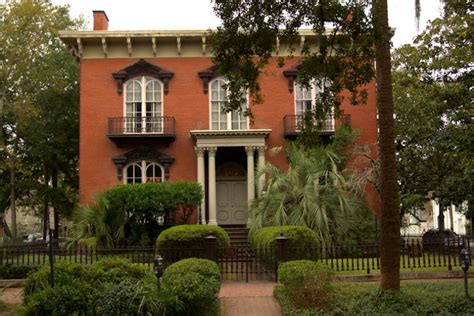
left=161, top=258, right=221, bottom=315
left=278, top=260, right=335, bottom=311
left=20, top=258, right=157, bottom=316
left=250, top=226, right=318, bottom=261
left=156, top=225, right=230, bottom=263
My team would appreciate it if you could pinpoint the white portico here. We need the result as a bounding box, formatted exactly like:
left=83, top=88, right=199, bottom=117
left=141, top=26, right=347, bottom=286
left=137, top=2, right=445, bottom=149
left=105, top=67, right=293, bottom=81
left=191, top=129, right=270, bottom=226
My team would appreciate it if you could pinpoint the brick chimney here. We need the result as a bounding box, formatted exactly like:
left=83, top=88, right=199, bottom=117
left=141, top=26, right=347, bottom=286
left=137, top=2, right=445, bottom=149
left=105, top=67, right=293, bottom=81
left=93, top=10, right=109, bottom=31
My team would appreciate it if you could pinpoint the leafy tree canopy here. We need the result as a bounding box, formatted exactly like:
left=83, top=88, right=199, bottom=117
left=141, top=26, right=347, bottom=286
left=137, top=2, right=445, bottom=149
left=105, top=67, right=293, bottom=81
left=393, top=2, right=473, bottom=214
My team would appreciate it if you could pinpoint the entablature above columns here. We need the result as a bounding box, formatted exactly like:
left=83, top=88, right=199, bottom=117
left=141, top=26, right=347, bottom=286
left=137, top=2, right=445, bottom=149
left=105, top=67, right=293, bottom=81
left=190, top=129, right=271, bottom=148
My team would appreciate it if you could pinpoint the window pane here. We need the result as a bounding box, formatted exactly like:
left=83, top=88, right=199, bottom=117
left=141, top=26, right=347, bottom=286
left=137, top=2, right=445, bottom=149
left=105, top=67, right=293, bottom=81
left=146, top=162, right=162, bottom=182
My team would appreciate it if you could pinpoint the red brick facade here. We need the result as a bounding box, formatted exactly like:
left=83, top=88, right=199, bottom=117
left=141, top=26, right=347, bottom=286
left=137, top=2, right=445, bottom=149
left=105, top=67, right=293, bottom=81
left=62, top=26, right=380, bottom=221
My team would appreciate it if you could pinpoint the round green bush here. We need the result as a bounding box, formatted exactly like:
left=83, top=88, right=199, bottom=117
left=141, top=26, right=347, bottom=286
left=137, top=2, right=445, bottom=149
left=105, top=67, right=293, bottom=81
left=278, top=260, right=334, bottom=311
left=161, top=258, right=221, bottom=315
left=250, top=226, right=318, bottom=249
left=156, top=225, right=230, bottom=263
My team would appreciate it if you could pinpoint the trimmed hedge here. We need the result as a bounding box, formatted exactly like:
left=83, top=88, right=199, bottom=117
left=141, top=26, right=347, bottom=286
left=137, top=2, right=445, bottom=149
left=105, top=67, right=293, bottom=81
left=103, top=181, right=203, bottom=218
left=156, top=225, right=230, bottom=262
left=20, top=258, right=158, bottom=316
left=0, top=264, right=38, bottom=279
left=250, top=225, right=317, bottom=250
left=161, top=258, right=221, bottom=315
left=278, top=260, right=335, bottom=311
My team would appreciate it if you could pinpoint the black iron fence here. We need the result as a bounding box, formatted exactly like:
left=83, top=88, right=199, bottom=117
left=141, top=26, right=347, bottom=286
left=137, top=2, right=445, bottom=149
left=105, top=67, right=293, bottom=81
left=1, top=237, right=471, bottom=280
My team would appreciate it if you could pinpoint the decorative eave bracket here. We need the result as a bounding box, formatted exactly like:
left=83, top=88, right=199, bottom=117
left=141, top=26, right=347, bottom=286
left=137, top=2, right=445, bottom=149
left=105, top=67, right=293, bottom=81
left=282, top=64, right=301, bottom=93
left=112, top=59, right=174, bottom=95
left=112, top=146, right=175, bottom=181
left=197, top=65, right=218, bottom=94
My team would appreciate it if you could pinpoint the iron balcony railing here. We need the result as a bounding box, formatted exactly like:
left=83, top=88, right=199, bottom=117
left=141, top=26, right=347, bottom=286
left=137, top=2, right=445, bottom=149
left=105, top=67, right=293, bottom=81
left=283, top=114, right=351, bottom=137
left=107, top=116, right=176, bottom=138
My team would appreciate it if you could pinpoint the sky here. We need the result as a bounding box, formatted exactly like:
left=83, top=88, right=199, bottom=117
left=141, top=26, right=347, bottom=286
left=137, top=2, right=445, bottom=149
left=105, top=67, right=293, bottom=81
left=50, top=0, right=443, bottom=48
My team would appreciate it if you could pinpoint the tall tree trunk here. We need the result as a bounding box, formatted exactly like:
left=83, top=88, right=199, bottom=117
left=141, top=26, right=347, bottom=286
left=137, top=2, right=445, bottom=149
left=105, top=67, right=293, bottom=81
left=42, top=163, right=50, bottom=240
left=9, top=166, right=16, bottom=239
left=438, top=201, right=445, bottom=231
left=52, top=168, right=59, bottom=240
left=0, top=85, right=4, bottom=149
left=373, top=0, right=401, bottom=291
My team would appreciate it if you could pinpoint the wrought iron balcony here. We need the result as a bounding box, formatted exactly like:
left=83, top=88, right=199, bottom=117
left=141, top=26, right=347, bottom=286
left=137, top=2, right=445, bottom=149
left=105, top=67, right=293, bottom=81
left=107, top=116, right=176, bottom=142
left=283, top=114, right=351, bottom=138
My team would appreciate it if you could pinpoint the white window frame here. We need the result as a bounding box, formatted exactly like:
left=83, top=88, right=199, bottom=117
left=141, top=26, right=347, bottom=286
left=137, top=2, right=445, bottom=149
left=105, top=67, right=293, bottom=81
left=123, top=76, right=164, bottom=134
left=123, top=161, right=165, bottom=184
left=209, top=78, right=249, bottom=130
left=293, top=78, right=334, bottom=131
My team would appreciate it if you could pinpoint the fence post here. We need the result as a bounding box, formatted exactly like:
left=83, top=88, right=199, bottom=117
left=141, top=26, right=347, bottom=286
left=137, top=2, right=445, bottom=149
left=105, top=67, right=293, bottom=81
left=276, top=234, right=288, bottom=281
left=205, top=233, right=217, bottom=262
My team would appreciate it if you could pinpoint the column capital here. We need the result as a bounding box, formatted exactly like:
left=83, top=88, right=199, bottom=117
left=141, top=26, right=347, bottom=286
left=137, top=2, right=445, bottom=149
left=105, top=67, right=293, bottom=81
left=245, top=146, right=256, bottom=154
left=194, top=146, right=206, bottom=156
left=207, top=147, right=217, bottom=156
left=256, top=146, right=267, bottom=154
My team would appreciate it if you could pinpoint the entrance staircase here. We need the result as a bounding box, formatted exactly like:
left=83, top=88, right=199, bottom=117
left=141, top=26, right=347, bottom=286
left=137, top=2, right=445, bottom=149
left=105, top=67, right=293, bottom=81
left=221, top=225, right=250, bottom=246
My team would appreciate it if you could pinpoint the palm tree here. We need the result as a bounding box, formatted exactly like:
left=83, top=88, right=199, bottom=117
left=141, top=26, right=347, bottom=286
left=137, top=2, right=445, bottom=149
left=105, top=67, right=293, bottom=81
left=250, top=143, right=363, bottom=246
left=68, top=193, right=126, bottom=247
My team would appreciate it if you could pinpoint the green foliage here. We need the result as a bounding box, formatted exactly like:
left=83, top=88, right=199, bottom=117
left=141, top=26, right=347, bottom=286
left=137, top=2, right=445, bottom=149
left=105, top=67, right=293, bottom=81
left=0, top=264, right=38, bottom=279
left=250, top=143, right=363, bottom=245
left=69, top=181, right=203, bottom=246
left=0, top=0, right=84, bottom=237
left=278, top=260, right=335, bottom=311
left=276, top=280, right=474, bottom=315
left=96, top=279, right=161, bottom=316
left=330, top=206, right=378, bottom=244
left=157, top=224, right=230, bottom=248
left=161, top=258, right=221, bottom=316
left=393, top=4, right=473, bottom=214
left=69, top=193, right=125, bottom=247
left=211, top=1, right=375, bottom=117
left=20, top=258, right=155, bottom=315
left=103, top=181, right=203, bottom=220
left=251, top=226, right=317, bottom=249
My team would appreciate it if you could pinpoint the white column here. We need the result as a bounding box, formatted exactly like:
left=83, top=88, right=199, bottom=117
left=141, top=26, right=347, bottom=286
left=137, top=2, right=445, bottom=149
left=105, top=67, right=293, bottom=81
left=246, top=146, right=256, bottom=227
left=208, top=147, right=218, bottom=225
left=195, top=147, right=206, bottom=224
left=257, top=146, right=266, bottom=196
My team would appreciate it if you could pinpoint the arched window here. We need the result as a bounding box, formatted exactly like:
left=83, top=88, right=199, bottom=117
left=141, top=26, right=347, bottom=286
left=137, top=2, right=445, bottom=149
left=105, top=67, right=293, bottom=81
left=294, top=78, right=334, bottom=130
left=124, top=161, right=164, bottom=184
left=124, top=77, right=163, bottom=133
left=210, top=78, right=248, bottom=130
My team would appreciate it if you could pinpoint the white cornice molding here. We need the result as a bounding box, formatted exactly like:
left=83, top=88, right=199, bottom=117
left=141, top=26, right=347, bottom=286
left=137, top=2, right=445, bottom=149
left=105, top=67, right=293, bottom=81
left=190, top=129, right=271, bottom=138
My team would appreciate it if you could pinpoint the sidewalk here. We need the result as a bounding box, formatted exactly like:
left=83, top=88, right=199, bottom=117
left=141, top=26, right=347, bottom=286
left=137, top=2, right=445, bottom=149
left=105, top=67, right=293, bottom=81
left=219, top=282, right=281, bottom=316
left=1, top=287, right=23, bottom=305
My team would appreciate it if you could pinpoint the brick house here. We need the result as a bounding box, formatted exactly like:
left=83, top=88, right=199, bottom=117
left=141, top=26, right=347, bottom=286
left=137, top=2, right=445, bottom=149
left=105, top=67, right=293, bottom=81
left=60, top=11, right=379, bottom=227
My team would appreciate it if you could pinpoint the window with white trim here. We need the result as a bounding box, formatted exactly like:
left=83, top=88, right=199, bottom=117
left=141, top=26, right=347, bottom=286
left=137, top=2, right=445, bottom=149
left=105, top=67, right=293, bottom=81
left=124, top=77, right=163, bottom=133
left=124, top=161, right=164, bottom=184
left=294, top=78, right=334, bottom=131
left=210, top=78, right=248, bottom=130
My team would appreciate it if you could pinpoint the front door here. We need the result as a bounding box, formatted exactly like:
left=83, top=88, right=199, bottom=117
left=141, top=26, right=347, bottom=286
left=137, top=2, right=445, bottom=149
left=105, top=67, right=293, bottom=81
left=217, top=180, right=247, bottom=225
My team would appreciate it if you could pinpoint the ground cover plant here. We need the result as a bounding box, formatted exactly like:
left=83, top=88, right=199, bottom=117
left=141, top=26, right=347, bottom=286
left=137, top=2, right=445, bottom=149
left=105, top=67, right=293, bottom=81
left=17, top=257, right=160, bottom=315
left=275, top=277, right=474, bottom=315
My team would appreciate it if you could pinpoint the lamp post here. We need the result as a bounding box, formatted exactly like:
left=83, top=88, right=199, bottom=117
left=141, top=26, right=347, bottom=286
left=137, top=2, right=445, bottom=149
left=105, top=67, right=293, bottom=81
left=154, top=255, right=163, bottom=291
left=460, top=248, right=470, bottom=297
